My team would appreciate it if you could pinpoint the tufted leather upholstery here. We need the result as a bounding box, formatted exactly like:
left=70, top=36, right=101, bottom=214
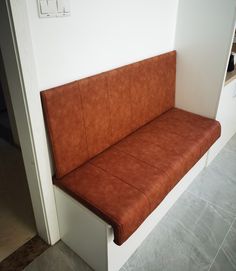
left=41, top=51, right=221, bottom=245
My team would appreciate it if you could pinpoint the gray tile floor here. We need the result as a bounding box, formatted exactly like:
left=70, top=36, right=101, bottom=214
left=24, top=134, right=236, bottom=271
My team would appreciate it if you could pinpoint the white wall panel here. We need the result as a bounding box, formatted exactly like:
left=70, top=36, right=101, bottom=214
left=175, top=0, right=236, bottom=118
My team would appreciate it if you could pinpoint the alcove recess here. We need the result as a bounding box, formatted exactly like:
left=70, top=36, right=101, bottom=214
left=207, top=27, right=236, bottom=164
left=225, top=38, right=236, bottom=85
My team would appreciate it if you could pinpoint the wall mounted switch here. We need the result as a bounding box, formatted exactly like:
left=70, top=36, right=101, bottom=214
left=63, top=0, right=70, bottom=13
left=57, top=0, right=64, bottom=13
left=47, top=0, right=57, bottom=14
left=57, top=0, right=70, bottom=16
left=40, top=1, right=48, bottom=14
left=38, top=0, right=70, bottom=18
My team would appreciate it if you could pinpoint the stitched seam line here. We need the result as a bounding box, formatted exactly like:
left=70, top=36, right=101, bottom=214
left=128, top=71, right=134, bottom=132
left=142, top=133, right=193, bottom=159
left=113, top=118, right=209, bottom=173
left=106, top=75, right=114, bottom=145
left=78, top=82, right=90, bottom=159
left=89, top=161, right=152, bottom=213
left=113, top=145, right=177, bottom=183
left=143, top=122, right=219, bottom=159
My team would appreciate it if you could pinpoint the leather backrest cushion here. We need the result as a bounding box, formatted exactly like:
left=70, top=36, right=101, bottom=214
left=41, top=51, right=176, bottom=179
left=41, top=81, right=89, bottom=178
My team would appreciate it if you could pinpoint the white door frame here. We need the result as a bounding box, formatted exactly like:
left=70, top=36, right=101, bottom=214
left=0, top=0, right=60, bottom=244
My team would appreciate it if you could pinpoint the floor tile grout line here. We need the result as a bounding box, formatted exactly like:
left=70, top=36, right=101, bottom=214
left=222, top=146, right=236, bottom=154
left=209, top=162, right=236, bottom=183
left=207, top=216, right=236, bottom=271
left=186, top=190, right=236, bottom=218
left=191, top=202, right=208, bottom=228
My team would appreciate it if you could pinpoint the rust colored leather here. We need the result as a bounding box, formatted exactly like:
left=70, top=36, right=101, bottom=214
left=79, top=73, right=111, bottom=158
left=107, top=66, right=134, bottom=144
left=115, top=108, right=221, bottom=186
left=41, top=50, right=221, bottom=246
left=129, top=52, right=176, bottom=130
left=41, top=51, right=176, bottom=178
left=90, top=148, right=171, bottom=212
left=55, top=163, right=150, bottom=245
left=41, top=81, right=89, bottom=178
left=54, top=108, right=220, bottom=245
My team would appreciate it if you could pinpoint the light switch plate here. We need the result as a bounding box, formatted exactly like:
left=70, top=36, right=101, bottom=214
left=47, top=0, right=57, bottom=13
left=57, top=0, right=70, bottom=17
left=38, top=0, right=70, bottom=18
left=57, top=0, right=64, bottom=13
left=40, top=1, right=48, bottom=14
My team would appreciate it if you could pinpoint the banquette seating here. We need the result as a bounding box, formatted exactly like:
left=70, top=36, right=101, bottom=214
left=41, top=51, right=221, bottom=270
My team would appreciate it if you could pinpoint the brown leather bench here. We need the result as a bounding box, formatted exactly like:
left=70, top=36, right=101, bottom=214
left=41, top=51, right=220, bottom=246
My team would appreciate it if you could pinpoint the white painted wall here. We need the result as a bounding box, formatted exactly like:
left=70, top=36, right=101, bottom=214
left=175, top=0, right=236, bottom=118
left=26, top=0, right=179, bottom=90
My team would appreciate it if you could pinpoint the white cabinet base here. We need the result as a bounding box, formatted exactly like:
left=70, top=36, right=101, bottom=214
left=54, top=154, right=207, bottom=271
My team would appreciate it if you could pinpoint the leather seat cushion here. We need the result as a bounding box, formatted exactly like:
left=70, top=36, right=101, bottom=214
left=55, top=108, right=221, bottom=246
